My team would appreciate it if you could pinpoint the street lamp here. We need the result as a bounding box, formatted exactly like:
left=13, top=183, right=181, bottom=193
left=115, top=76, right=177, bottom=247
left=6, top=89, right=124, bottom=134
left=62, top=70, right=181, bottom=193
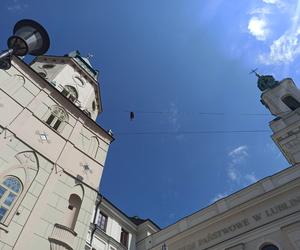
left=0, top=19, right=50, bottom=70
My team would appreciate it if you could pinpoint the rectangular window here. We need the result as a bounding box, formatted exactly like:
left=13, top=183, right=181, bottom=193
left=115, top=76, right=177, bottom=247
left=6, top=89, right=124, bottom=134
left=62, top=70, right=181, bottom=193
left=97, top=212, right=108, bottom=232
left=120, top=228, right=129, bottom=248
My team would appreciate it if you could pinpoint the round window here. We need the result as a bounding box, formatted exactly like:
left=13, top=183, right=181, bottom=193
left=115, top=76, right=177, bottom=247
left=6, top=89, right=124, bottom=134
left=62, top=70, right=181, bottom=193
left=42, top=64, right=55, bottom=69
left=73, top=76, right=85, bottom=87
left=38, top=72, right=47, bottom=78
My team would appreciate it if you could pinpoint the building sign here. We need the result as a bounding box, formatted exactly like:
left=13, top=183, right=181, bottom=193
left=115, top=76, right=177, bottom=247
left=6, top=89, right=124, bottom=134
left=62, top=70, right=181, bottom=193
left=172, top=193, right=300, bottom=250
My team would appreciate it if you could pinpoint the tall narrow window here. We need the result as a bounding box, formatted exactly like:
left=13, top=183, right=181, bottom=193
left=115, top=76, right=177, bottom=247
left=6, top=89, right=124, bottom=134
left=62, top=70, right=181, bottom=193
left=0, top=176, right=22, bottom=222
left=97, top=211, right=108, bottom=232
left=261, top=244, right=279, bottom=250
left=282, top=95, right=300, bottom=111
left=120, top=228, right=129, bottom=248
left=45, top=106, right=68, bottom=132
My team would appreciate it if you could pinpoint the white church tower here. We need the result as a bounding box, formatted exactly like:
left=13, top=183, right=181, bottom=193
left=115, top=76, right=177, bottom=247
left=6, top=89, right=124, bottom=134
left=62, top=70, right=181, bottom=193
left=258, top=73, right=300, bottom=164
left=0, top=40, right=113, bottom=250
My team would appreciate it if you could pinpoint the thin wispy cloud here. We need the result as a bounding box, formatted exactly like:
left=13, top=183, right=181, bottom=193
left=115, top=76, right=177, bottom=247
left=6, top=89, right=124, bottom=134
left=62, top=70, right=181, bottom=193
left=245, top=173, right=258, bottom=183
left=262, top=0, right=285, bottom=8
left=227, top=145, right=258, bottom=185
left=210, top=145, right=258, bottom=204
left=211, top=192, right=228, bottom=203
left=262, top=0, right=278, bottom=4
left=227, top=145, right=248, bottom=183
left=250, top=7, right=272, bottom=15
left=250, top=0, right=300, bottom=65
left=7, top=0, right=28, bottom=11
left=228, top=145, right=248, bottom=158
left=210, top=193, right=228, bottom=203
left=168, top=102, right=184, bottom=140
left=168, top=102, right=180, bottom=131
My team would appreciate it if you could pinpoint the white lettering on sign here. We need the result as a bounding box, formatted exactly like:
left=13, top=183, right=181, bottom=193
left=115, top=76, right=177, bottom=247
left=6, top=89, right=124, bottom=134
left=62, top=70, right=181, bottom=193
left=176, top=195, right=300, bottom=250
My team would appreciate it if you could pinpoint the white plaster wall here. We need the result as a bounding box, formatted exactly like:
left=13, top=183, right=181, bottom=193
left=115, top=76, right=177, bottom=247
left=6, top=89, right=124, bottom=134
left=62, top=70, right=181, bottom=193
left=0, top=57, right=112, bottom=249
left=31, top=58, right=99, bottom=120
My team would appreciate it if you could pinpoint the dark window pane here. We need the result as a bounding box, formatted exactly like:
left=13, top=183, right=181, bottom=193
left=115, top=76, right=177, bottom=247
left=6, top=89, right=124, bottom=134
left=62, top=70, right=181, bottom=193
left=0, top=186, right=6, bottom=198
left=43, top=64, right=55, bottom=69
left=261, top=244, right=279, bottom=250
left=61, top=89, right=69, bottom=97
left=53, top=120, right=61, bottom=130
left=68, top=95, right=76, bottom=102
left=4, top=192, right=16, bottom=206
left=38, top=72, right=47, bottom=78
left=120, top=228, right=129, bottom=247
left=46, top=114, right=55, bottom=125
left=97, top=212, right=108, bottom=232
left=0, top=207, right=7, bottom=221
left=282, top=96, right=300, bottom=111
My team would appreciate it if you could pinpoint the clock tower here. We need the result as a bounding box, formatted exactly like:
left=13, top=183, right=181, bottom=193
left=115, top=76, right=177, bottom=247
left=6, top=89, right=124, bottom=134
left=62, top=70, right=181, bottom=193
left=0, top=50, right=113, bottom=250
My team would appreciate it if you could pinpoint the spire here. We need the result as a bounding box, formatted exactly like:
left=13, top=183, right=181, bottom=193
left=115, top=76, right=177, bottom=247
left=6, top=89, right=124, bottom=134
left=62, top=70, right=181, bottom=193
left=67, top=50, right=98, bottom=79
left=251, top=69, right=279, bottom=91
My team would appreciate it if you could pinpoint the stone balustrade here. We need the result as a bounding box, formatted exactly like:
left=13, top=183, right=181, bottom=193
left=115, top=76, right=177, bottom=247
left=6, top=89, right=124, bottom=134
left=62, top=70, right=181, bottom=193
left=49, top=223, right=77, bottom=250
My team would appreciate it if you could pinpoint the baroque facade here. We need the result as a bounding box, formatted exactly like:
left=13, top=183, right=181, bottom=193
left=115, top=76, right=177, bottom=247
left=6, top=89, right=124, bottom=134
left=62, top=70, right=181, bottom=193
left=86, top=76, right=300, bottom=250
left=0, top=51, right=113, bottom=249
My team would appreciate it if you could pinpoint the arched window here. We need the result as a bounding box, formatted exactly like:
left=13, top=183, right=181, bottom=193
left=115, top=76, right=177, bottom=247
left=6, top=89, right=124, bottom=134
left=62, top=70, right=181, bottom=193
left=45, top=106, right=68, bottom=131
left=261, top=244, right=279, bottom=250
left=38, top=72, right=47, bottom=78
left=88, top=136, right=99, bottom=159
left=0, top=176, right=22, bottom=222
left=65, top=194, right=82, bottom=230
left=61, top=85, right=78, bottom=102
left=282, top=95, right=300, bottom=111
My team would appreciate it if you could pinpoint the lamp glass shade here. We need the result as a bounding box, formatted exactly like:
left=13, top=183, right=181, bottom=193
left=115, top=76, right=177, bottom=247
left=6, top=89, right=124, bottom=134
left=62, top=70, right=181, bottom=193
left=7, top=19, right=50, bottom=56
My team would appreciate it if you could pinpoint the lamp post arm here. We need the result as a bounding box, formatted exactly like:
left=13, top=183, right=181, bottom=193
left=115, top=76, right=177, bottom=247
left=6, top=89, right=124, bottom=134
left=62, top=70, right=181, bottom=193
left=0, top=49, right=13, bottom=59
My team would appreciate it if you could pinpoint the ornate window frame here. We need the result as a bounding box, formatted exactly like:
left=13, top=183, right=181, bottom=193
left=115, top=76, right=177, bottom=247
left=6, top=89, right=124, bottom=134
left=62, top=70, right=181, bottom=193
left=0, top=151, right=39, bottom=227
left=45, top=105, right=69, bottom=133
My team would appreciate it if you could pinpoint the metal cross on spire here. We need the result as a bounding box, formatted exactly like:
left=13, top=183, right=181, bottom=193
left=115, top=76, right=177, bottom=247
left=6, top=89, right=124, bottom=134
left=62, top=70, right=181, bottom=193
left=86, top=53, right=94, bottom=60
left=250, top=68, right=261, bottom=78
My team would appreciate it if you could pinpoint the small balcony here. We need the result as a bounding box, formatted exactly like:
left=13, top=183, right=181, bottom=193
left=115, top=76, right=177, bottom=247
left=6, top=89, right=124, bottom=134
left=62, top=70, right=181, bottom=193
left=49, top=223, right=77, bottom=250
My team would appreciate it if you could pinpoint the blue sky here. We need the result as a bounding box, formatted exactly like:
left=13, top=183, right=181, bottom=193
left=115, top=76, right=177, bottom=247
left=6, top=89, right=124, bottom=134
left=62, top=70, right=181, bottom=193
left=1, top=0, right=298, bottom=227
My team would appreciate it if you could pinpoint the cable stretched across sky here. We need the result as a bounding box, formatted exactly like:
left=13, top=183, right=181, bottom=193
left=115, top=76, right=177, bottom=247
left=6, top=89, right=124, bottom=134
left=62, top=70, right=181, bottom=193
left=121, top=110, right=273, bottom=116
left=114, top=129, right=270, bottom=136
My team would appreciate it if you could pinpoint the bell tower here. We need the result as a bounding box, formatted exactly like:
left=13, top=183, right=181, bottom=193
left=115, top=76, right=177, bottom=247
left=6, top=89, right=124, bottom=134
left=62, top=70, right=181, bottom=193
left=258, top=73, right=300, bottom=164
left=0, top=20, right=113, bottom=250
left=30, top=50, right=102, bottom=120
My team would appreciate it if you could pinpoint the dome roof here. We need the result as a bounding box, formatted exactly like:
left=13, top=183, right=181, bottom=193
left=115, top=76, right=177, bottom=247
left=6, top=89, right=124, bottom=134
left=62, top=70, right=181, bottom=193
left=67, top=50, right=98, bottom=79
